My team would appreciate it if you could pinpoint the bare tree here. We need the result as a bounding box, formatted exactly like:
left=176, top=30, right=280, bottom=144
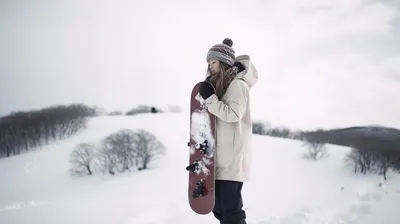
left=302, top=140, right=329, bottom=160
left=105, top=129, right=137, bottom=172
left=252, top=120, right=272, bottom=135
left=345, top=147, right=362, bottom=174
left=376, top=153, right=391, bottom=180
left=69, top=143, right=95, bottom=176
left=288, top=129, right=302, bottom=140
left=94, top=141, right=118, bottom=175
left=132, top=129, right=166, bottom=170
left=92, top=129, right=138, bottom=174
left=252, top=122, right=264, bottom=135
left=345, top=147, right=377, bottom=175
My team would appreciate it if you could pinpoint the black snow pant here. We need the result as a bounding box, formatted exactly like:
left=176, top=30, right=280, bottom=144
left=212, top=180, right=246, bottom=224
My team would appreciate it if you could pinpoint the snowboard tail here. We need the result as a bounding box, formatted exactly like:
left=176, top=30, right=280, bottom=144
left=187, top=81, right=216, bottom=215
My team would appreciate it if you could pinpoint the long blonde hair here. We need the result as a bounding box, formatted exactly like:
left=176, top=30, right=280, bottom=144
left=206, top=62, right=237, bottom=99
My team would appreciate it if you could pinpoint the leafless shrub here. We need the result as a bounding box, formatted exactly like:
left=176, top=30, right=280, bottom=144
left=302, top=141, right=329, bottom=160
left=104, top=129, right=137, bottom=172
left=94, top=140, right=119, bottom=175
left=252, top=121, right=272, bottom=135
left=87, top=128, right=166, bottom=176
left=132, top=129, right=166, bottom=170
left=69, top=143, right=96, bottom=176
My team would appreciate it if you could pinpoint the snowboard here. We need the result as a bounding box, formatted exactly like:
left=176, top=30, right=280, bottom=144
left=186, top=81, right=216, bottom=215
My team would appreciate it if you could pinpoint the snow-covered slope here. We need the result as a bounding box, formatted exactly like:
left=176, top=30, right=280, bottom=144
left=0, top=113, right=399, bottom=224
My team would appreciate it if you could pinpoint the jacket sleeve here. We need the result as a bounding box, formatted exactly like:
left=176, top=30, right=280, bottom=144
left=204, top=80, right=248, bottom=123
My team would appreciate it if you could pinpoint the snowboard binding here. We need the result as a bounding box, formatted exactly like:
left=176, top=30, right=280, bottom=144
left=192, top=179, right=205, bottom=198
left=195, top=139, right=208, bottom=155
left=186, top=160, right=200, bottom=173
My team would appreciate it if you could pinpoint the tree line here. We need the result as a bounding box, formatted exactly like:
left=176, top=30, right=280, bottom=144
left=252, top=121, right=400, bottom=180
left=0, top=104, right=97, bottom=158
left=345, top=139, right=400, bottom=180
left=0, top=103, right=171, bottom=159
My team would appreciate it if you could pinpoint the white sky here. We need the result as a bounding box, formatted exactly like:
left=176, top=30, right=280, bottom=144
left=1, top=0, right=400, bottom=130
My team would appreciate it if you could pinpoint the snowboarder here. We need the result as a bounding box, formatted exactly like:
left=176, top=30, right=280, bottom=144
left=198, top=38, right=259, bottom=224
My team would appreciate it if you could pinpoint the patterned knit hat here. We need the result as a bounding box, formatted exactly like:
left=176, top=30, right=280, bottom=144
left=206, top=38, right=235, bottom=66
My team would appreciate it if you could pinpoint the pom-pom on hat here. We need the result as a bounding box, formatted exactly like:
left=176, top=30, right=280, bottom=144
left=206, top=38, right=235, bottom=66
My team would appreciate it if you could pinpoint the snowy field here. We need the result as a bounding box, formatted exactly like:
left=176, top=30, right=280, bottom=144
left=0, top=113, right=399, bottom=224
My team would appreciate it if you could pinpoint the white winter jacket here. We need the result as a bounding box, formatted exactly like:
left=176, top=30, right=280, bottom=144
left=204, top=55, right=258, bottom=182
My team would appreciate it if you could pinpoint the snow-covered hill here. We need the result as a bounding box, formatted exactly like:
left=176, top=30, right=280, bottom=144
left=0, top=113, right=399, bottom=224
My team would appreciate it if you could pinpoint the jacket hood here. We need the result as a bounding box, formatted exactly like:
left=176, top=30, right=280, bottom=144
left=234, top=55, right=258, bottom=90
left=204, top=54, right=258, bottom=89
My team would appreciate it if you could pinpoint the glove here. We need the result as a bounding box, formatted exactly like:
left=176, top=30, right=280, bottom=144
left=199, top=81, right=215, bottom=100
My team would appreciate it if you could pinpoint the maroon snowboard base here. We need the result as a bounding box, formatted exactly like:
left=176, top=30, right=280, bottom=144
left=186, top=81, right=216, bottom=215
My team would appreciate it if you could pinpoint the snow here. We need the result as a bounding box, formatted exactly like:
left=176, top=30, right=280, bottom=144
left=190, top=93, right=216, bottom=158
left=0, top=113, right=399, bottom=224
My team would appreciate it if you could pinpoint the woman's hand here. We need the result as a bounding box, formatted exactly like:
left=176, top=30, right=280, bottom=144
left=199, top=81, right=215, bottom=100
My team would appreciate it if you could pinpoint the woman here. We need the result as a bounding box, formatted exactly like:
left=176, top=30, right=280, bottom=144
left=199, top=38, right=258, bottom=224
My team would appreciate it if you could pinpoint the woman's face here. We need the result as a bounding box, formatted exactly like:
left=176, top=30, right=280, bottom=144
left=208, top=59, right=220, bottom=75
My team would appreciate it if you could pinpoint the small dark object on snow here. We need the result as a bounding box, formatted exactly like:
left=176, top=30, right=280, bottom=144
left=151, top=107, right=158, bottom=113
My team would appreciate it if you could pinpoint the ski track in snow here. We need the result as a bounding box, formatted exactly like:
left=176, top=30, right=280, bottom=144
left=122, top=201, right=190, bottom=224
left=0, top=201, right=51, bottom=212
left=123, top=182, right=394, bottom=224
left=253, top=183, right=392, bottom=224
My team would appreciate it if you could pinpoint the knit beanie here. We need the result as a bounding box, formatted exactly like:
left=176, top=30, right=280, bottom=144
left=206, top=38, right=235, bottom=66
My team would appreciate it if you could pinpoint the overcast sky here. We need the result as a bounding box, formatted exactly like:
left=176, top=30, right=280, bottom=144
left=1, top=0, right=400, bottom=130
